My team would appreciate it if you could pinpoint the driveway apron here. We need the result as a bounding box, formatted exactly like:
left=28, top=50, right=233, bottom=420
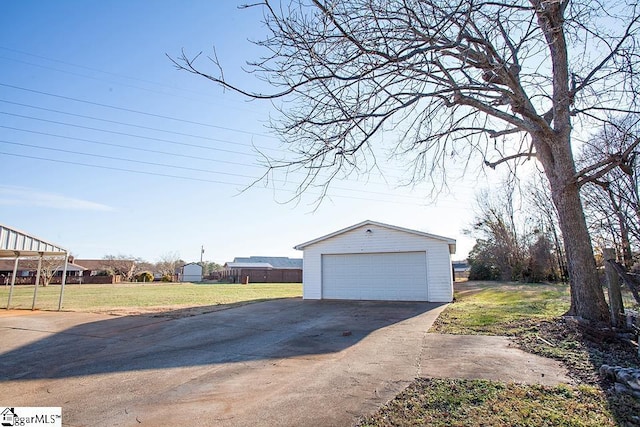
left=0, top=299, right=446, bottom=427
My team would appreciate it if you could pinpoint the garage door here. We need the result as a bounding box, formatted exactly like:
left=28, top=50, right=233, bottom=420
left=321, top=252, right=428, bottom=301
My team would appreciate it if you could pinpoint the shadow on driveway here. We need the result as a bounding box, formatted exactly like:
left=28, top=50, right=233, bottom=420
left=0, top=298, right=443, bottom=380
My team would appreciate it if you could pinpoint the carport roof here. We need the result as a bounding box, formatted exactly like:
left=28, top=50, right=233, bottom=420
left=0, top=223, right=68, bottom=258
left=294, top=220, right=457, bottom=254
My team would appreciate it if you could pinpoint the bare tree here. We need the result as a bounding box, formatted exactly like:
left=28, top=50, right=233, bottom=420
left=172, top=0, right=640, bottom=323
left=155, top=252, right=182, bottom=281
left=22, top=255, right=67, bottom=287
left=102, top=255, right=141, bottom=282
left=526, top=171, right=567, bottom=281
left=469, top=175, right=564, bottom=282
left=468, top=184, right=527, bottom=281
left=579, top=116, right=640, bottom=268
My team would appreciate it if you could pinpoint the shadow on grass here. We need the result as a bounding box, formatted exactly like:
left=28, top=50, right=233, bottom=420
left=0, top=298, right=443, bottom=381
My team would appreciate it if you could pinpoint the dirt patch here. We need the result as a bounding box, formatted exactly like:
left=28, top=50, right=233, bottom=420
left=514, top=318, right=640, bottom=385
left=421, top=333, right=571, bottom=385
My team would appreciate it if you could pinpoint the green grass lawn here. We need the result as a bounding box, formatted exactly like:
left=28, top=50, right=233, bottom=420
left=431, top=281, right=571, bottom=335
left=0, top=282, right=302, bottom=313
left=359, top=281, right=640, bottom=427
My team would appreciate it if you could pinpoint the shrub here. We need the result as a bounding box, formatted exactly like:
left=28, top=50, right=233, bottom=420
left=136, top=272, right=154, bottom=283
left=468, top=262, right=500, bottom=280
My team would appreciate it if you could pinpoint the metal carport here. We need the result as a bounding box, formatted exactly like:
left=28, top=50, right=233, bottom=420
left=1, top=224, right=69, bottom=310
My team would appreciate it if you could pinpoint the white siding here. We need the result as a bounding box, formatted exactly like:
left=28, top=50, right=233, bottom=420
left=181, top=264, right=203, bottom=282
left=300, top=223, right=453, bottom=302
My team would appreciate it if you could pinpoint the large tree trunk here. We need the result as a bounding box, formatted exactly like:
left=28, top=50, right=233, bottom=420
left=551, top=182, right=609, bottom=322
left=538, top=136, right=610, bottom=323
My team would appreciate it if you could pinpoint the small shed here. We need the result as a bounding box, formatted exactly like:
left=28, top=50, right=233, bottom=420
left=294, top=220, right=456, bottom=302
left=180, top=263, right=203, bottom=282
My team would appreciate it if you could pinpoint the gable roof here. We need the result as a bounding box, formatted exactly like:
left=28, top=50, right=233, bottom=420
left=73, top=259, right=111, bottom=271
left=294, top=220, right=456, bottom=254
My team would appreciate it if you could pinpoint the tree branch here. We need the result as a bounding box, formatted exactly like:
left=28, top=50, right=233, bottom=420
left=575, top=137, right=640, bottom=186
left=484, top=151, right=537, bottom=169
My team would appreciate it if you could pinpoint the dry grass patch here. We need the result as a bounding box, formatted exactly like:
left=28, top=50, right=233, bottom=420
left=359, top=378, right=617, bottom=427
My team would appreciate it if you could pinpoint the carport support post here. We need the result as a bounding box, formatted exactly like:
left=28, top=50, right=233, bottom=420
left=31, top=253, right=43, bottom=310
left=6, top=253, right=20, bottom=309
left=57, top=252, right=69, bottom=311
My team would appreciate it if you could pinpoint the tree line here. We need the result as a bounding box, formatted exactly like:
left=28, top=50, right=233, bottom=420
left=22, top=253, right=223, bottom=286
left=100, top=253, right=222, bottom=282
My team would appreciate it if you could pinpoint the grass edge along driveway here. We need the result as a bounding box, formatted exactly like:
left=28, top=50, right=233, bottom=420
left=358, top=281, right=640, bottom=427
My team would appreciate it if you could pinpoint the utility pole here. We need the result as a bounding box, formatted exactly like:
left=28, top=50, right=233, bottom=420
left=200, top=245, right=204, bottom=264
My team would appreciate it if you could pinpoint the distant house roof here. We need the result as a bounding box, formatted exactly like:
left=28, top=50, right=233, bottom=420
left=225, top=262, right=275, bottom=269
left=0, top=259, right=85, bottom=272
left=232, top=256, right=303, bottom=269
left=452, top=261, right=470, bottom=272
left=73, top=259, right=109, bottom=271
left=74, top=258, right=136, bottom=269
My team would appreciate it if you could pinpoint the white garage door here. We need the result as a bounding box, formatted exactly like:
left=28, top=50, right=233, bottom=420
left=321, top=252, right=428, bottom=301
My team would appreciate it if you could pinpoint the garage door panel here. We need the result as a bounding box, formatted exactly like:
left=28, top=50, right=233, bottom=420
left=321, top=252, right=427, bottom=301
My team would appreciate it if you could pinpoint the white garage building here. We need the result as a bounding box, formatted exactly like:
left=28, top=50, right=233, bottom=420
left=294, top=220, right=456, bottom=302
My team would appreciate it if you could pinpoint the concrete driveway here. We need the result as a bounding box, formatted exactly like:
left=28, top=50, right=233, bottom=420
left=0, top=299, right=446, bottom=426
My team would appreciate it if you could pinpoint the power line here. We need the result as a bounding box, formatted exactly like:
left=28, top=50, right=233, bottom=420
left=0, top=83, right=414, bottom=178
left=0, top=117, right=416, bottom=190
left=0, top=125, right=431, bottom=200
left=0, top=83, right=278, bottom=139
left=0, top=151, right=429, bottom=206
left=0, top=46, right=247, bottom=107
left=0, top=99, right=281, bottom=153
left=0, top=50, right=475, bottom=210
left=0, top=125, right=261, bottom=168
left=0, top=83, right=439, bottom=195
left=0, top=56, right=184, bottom=103
left=0, top=139, right=261, bottom=180
left=0, top=111, right=256, bottom=157
left=0, top=151, right=245, bottom=186
left=0, top=46, right=174, bottom=88
left=0, top=138, right=431, bottom=201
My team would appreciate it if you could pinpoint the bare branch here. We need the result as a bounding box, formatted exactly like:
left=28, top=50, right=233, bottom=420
left=484, top=151, right=537, bottom=169
left=575, top=137, right=640, bottom=186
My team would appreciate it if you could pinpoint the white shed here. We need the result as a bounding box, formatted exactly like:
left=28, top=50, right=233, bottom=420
left=294, top=220, right=456, bottom=302
left=180, top=263, right=203, bottom=282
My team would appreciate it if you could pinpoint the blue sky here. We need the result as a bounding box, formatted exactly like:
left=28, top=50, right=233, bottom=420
left=0, top=1, right=495, bottom=264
